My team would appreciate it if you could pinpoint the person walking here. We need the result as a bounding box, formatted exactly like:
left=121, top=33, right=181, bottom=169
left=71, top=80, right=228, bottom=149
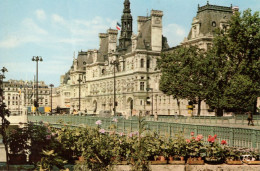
left=247, top=111, right=254, bottom=126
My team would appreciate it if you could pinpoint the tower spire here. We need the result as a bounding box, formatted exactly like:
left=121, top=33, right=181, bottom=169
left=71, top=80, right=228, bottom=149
left=119, top=0, right=133, bottom=51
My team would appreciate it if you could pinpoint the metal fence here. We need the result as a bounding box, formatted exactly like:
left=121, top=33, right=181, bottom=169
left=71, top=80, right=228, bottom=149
left=145, top=115, right=260, bottom=126
left=28, top=115, right=260, bottom=150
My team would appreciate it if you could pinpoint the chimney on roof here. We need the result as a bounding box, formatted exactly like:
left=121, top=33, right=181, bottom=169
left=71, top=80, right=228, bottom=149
left=232, top=6, right=239, bottom=14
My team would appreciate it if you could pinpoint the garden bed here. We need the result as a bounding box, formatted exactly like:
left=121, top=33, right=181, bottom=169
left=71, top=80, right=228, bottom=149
left=1, top=164, right=260, bottom=171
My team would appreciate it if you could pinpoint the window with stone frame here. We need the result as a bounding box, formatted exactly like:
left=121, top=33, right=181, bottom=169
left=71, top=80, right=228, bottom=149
left=140, top=59, right=144, bottom=68
left=147, top=59, right=150, bottom=69
left=140, top=82, right=144, bottom=91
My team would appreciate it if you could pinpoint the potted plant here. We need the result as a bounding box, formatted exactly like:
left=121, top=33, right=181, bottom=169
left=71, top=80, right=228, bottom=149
left=7, top=127, right=29, bottom=164
left=168, top=135, right=186, bottom=164
left=224, top=146, right=243, bottom=165
left=204, top=135, right=224, bottom=164
left=186, top=133, right=205, bottom=165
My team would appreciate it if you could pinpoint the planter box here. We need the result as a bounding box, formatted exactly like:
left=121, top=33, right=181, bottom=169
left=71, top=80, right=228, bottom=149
left=150, top=160, right=167, bottom=165
left=113, top=161, right=128, bottom=165
left=187, top=158, right=204, bottom=165
left=226, top=160, right=243, bottom=165
left=243, top=160, right=260, bottom=165
left=168, top=160, right=185, bottom=165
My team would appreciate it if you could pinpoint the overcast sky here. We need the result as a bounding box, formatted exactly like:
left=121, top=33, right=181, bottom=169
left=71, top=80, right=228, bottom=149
left=0, top=0, right=259, bottom=87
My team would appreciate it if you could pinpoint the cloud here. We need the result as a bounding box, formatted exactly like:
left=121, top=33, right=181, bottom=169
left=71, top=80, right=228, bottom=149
left=0, top=35, right=41, bottom=48
left=163, top=23, right=187, bottom=47
left=36, top=9, right=46, bottom=20
left=22, top=18, right=48, bottom=35
left=52, top=14, right=65, bottom=24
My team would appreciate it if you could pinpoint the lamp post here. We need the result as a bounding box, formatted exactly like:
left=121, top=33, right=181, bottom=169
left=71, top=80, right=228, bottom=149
left=49, top=84, right=54, bottom=115
left=146, top=88, right=153, bottom=116
left=77, top=75, right=82, bottom=112
left=32, top=56, right=43, bottom=115
left=110, top=59, right=119, bottom=116
left=0, top=67, right=8, bottom=89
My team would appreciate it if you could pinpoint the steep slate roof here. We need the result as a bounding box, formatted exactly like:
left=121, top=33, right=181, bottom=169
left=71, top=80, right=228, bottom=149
left=77, top=52, right=88, bottom=69
left=187, top=3, right=233, bottom=40
left=136, top=19, right=152, bottom=50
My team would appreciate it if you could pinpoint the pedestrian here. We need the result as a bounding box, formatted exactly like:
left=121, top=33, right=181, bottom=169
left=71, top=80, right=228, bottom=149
left=247, top=111, right=254, bottom=126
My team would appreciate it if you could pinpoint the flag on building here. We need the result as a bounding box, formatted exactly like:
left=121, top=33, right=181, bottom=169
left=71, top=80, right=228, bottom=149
left=116, top=22, right=121, bottom=31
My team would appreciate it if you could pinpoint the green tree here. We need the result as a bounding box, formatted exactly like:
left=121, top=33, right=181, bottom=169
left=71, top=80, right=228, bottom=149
left=158, top=46, right=206, bottom=115
left=0, top=76, right=10, bottom=169
left=205, top=9, right=260, bottom=115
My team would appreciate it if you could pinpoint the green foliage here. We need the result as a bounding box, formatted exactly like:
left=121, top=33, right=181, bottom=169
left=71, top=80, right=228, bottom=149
left=205, top=9, right=260, bottom=113
left=158, top=46, right=207, bottom=115
left=0, top=80, right=10, bottom=166
left=7, top=127, right=29, bottom=155
left=38, top=150, right=67, bottom=171
left=158, top=9, right=260, bottom=115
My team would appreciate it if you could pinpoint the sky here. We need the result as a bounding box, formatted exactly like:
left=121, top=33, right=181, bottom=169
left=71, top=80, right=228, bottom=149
left=0, top=0, right=259, bottom=87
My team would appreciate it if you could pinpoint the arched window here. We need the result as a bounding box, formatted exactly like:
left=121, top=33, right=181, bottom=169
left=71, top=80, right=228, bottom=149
left=140, top=59, right=144, bottom=68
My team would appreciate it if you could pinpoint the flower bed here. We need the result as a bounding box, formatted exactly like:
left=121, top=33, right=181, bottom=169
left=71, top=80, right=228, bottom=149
left=7, top=119, right=260, bottom=170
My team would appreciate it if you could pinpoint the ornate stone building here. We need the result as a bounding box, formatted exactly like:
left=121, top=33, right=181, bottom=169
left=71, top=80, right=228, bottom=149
left=2, top=80, right=51, bottom=114
left=59, top=1, right=236, bottom=116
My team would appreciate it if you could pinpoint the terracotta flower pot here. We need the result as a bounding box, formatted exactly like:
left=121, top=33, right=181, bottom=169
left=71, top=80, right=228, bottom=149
left=180, top=156, right=184, bottom=161
left=160, top=156, right=166, bottom=161
left=169, top=156, right=174, bottom=161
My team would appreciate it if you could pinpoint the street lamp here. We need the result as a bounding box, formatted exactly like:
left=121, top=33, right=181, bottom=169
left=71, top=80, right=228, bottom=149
left=110, top=59, right=119, bottom=116
left=32, top=56, right=43, bottom=114
left=146, top=88, right=153, bottom=116
left=49, top=84, right=54, bottom=115
left=0, top=67, right=8, bottom=89
left=77, top=75, right=82, bottom=112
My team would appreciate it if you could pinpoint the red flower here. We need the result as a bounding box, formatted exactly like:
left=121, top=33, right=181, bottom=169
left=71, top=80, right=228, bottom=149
left=214, top=134, right=217, bottom=139
left=191, top=132, right=194, bottom=136
left=208, top=136, right=215, bottom=143
left=197, top=134, right=203, bottom=140
left=191, top=137, right=195, bottom=140
left=186, top=139, right=191, bottom=143
left=221, top=140, right=227, bottom=145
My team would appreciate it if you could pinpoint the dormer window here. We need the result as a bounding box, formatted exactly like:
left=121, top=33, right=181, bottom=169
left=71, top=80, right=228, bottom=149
left=212, top=21, right=216, bottom=27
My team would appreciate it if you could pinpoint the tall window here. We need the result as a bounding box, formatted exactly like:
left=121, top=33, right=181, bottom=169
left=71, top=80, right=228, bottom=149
left=147, top=59, right=150, bottom=69
left=140, top=82, right=144, bottom=91
left=140, top=59, right=144, bottom=68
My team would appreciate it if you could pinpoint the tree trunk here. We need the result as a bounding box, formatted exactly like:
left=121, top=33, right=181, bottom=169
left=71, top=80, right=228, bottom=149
left=177, top=99, right=181, bottom=115
left=253, top=98, right=257, bottom=118
left=216, top=108, right=223, bottom=116
left=197, top=98, right=201, bottom=116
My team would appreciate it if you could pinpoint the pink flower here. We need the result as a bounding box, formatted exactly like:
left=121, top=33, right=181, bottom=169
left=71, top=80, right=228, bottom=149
left=46, top=135, right=51, bottom=140
left=95, top=120, right=102, bottom=125
left=119, top=132, right=124, bottom=136
left=221, top=140, right=227, bottom=145
left=191, top=132, right=194, bottom=136
left=186, top=139, right=191, bottom=143
left=112, top=118, right=118, bottom=122
left=99, top=129, right=105, bottom=134
left=195, top=137, right=200, bottom=141
left=191, top=137, right=195, bottom=140
left=128, top=132, right=133, bottom=138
